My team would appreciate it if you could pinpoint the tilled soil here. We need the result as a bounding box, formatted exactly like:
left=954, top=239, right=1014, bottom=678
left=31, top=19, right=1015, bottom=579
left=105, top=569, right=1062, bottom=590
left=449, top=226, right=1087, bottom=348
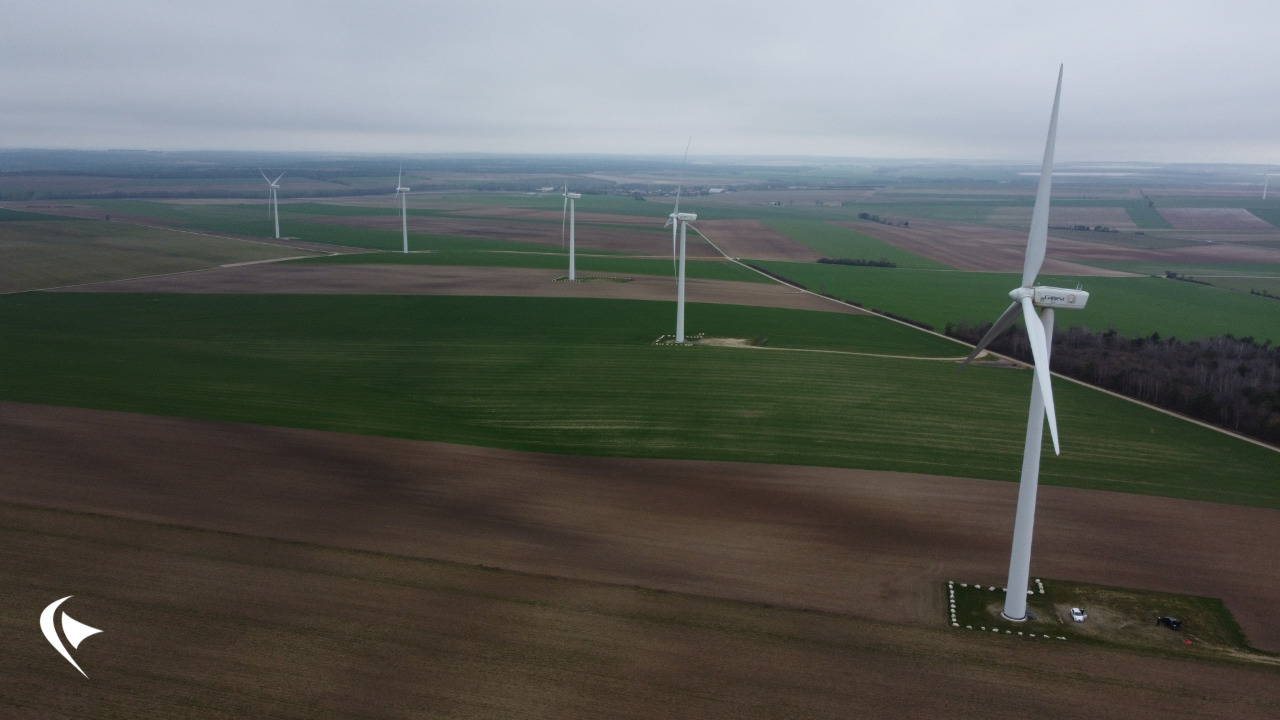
left=2, top=401, right=1278, bottom=718
left=54, top=262, right=866, bottom=315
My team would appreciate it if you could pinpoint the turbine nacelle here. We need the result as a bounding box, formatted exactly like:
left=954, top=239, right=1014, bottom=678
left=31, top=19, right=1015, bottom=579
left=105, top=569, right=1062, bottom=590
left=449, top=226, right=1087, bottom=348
left=671, top=212, right=697, bottom=222
left=564, top=192, right=581, bottom=199
left=1009, top=286, right=1090, bottom=310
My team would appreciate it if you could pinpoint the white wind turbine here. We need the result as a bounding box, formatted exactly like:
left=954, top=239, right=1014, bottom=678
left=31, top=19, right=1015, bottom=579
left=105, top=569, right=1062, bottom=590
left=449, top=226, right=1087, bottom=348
left=260, top=170, right=285, bottom=239
left=561, top=184, right=581, bottom=280
left=961, top=66, right=1089, bottom=622
left=664, top=142, right=696, bottom=342
left=396, top=167, right=410, bottom=253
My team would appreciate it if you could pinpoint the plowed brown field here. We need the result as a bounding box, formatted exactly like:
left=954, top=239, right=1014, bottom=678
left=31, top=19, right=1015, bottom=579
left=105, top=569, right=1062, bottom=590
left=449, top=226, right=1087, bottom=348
left=695, top=219, right=823, bottom=261
left=835, top=219, right=1280, bottom=271
left=323, top=214, right=722, bottom=258
left=1, top=402, right=1277, bottom=718
left=56, top=263, right=863, bottom=314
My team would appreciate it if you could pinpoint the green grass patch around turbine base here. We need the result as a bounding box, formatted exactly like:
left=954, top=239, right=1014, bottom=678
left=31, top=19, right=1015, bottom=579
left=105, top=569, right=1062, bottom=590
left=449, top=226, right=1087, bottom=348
left=949, top=579, right=1273, bottom=663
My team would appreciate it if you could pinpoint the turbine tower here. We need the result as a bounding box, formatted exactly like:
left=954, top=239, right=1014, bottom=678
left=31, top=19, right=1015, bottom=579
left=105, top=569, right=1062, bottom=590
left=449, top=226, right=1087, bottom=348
left=260, top=170, right=285, bottom=239
left=396, top=167, right=410, bottom=253
left=561, top=184, right=581, bottom=280
left=663, top=142, right=695, bottom=342
left=961, top=66, right=1089, bottom=622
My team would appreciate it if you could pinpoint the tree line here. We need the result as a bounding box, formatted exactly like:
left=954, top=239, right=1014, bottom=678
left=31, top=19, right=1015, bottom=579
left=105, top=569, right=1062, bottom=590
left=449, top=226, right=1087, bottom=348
left=945, top=322, right=1280, bottom=446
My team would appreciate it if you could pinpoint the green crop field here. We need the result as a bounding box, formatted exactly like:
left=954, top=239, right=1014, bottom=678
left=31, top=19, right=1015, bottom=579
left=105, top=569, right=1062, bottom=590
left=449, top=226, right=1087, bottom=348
left=0, top=220, right=317, bottom=293
left=0, top=293, right=1275, bottom=507
left=1118, top=201, right=1174, bottom=229
left=750, top=261, right=1280, bottom=342
left=763, top=220, right=949, bottom=269
left=294, top=250, right=771, bottom=283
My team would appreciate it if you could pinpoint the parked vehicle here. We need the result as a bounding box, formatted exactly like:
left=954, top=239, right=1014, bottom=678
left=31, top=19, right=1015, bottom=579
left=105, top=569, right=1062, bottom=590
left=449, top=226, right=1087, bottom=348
left=1156, top=616, right=1182, bottom=630
left=1069, top=607, right=1087, bottom=623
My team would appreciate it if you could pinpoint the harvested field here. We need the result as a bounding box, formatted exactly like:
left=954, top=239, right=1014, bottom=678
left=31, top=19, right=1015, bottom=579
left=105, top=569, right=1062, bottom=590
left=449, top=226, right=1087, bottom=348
left=694, top=219, right=822, bottom=261
left=1, top=402, right=1277, bottom=718
left=1, top=202, right=367, bottom=256
left=989, top=206, right=1137, bottom=229
left=321, top=214, right=721, bottom=258
left=60, top=263, right=862, bottom=314
left=834, top=219, right=1280, bottom=272
left=0, top=220, right=326, bottom=293
left=437, top=204, right=658, bottom=225
left=830, top=220, right=1130, bottom=275
left=1158, top=208, right=1276, bottom=231
left=1036, top=240, right=1280, bottom=267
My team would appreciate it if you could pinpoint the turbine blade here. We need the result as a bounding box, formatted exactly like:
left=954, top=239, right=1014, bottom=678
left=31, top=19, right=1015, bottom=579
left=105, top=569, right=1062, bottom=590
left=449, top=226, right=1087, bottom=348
left=274, top=171, right=287, bottom=184
left=398, top=165, right=403, bottom=188
left=960, top=301, right=1021, bottom=368
left=561, top=196, right=568, bottom=249
left=673, top=138, right=690, bottom=216
left=672, top=223, right=678, bottom=276
left=1022, top=65, right=1063, bottom=289
left=1020, top=297, right=1060, bottom=455
left=260, top=169, right=270, bottom=183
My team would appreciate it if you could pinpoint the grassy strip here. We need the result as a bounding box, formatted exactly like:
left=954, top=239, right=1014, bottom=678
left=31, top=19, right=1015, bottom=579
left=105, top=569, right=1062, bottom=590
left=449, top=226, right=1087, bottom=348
left=1119, top=201, right=1174, bottom=229
left=0, top=207, right=90, bottom=222
left=292, top=250, right=771, bottom=283
left=762, top=220, right=949, bottom=269
left=749, top=261, right=1280, bottom=343
left=0, top=293, right=1276, bottom=506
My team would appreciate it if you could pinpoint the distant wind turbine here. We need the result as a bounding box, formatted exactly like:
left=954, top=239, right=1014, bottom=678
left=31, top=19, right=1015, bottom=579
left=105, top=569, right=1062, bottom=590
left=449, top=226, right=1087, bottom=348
left=396, top=167, right=410, bottom=253
left=960, top=66, right=1090, bottom=622
left=1264, top=173, right=1270, bottom=201
left=260, top=170, right=285, bottom=239
left=561, top=184, right=581, bottom=280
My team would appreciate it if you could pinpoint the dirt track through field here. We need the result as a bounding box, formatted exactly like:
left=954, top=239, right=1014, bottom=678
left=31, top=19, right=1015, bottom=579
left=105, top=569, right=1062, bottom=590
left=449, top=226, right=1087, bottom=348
left=2, top=401, right=1276, bottom=654
left=56, top=262, right=865, bottom=314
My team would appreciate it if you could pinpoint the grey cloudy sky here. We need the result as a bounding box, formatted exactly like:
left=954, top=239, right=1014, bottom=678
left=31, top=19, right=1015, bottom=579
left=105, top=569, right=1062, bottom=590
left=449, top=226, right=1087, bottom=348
left=4, top=0, right=1278, bottom=163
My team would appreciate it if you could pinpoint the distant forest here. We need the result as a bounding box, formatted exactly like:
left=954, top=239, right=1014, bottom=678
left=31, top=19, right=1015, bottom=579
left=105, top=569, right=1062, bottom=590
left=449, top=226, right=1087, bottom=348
left=946, top=322, right=1280, bottom=446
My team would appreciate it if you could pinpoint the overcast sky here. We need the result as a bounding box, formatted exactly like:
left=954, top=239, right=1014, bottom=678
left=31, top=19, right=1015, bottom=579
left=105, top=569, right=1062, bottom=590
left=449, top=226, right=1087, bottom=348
left=4, top=1, right=1278, bottom=163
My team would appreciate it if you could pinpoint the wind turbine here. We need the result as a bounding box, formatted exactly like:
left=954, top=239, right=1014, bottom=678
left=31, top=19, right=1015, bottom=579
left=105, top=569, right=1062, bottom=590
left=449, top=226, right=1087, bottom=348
left=260, top=170, right=285, bottom=239
left=561, top=184, right=581, bottom=280
left=960, top=66, right=1089, bottom=622
left=664, top=142, right=696, bottom=342
left=396, top=167, right=410, bottom=253
left=1264, top=172, right=1270, bottom=201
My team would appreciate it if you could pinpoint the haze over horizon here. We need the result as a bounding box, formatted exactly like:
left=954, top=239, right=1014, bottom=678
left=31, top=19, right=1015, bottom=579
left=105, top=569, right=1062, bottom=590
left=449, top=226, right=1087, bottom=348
left=5, top=1, right=1279, bottom=165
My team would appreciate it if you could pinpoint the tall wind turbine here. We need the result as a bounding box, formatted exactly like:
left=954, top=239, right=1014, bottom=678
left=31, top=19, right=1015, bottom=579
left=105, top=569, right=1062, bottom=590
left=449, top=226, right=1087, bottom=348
left=561, top=184, right=581, bottom=280
left=1264, top=173, right=1270, bottom=201
left=961, top=66, right=1089, bottom=622
left=664, top=142, right=695, bottom=342
left=260, top=170, right=285, bottom=239
left=396, top=167, right=410, bottom=253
